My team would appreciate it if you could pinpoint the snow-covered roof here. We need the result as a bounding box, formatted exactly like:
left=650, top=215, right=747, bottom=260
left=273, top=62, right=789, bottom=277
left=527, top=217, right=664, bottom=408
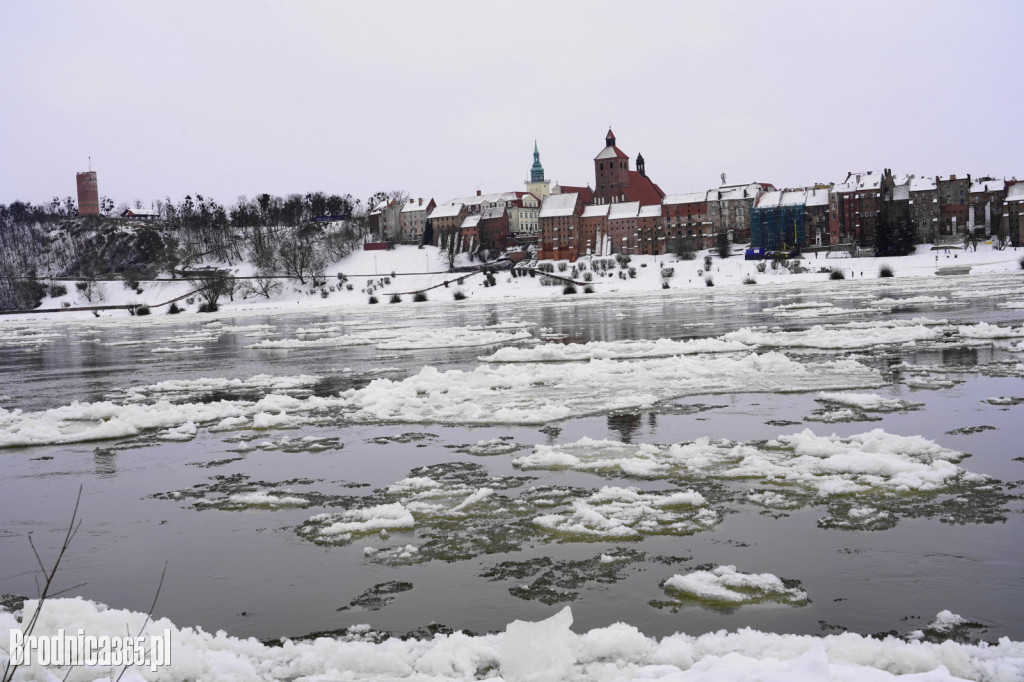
left=909, top=176, right=937, bottom=192
left=460, top=214, right=481, bottom=229
left=805, top=188, right=830, bottom=207
left=429, top=203, right=464, bottom=219
left=1005, top=183, right=1024, bottom=202
left=121, top=208, right=159, bottom=217
left=756, top=191, right=782, bottom=209
left=663, top=191, right=706, bottom=206
left=539, top=193, right=578, bottom=218
left=837, top=172, right=882, bottom=193
left=608, top=202, right=640, bottom=220
left=595, top=145, right=629, bottom=161
left=713, top=183, right=768, bottom=202
left=638, top=204, right=661, bottom=218
left=581, top=204, right=610, bottom=218
left=444, top=191, right=519, bottom=208
left=480, top=205, right=505, bottom=220
left=970, top=179, right=1005, bottom=193
left=401, top=198, right=432, bottom=213
left=779, top=189, right=806, bottom=207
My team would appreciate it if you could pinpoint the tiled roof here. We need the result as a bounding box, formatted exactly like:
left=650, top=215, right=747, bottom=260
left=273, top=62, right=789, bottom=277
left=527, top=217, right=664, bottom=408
left=970, top=179, right=1006, bottom=193
left=595, top=145, right=629, bottom=161
left=623, top=171, right=665, bottom=206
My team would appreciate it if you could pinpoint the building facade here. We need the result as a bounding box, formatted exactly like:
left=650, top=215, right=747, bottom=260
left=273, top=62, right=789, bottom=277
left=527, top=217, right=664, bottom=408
left=399, top=197, right=436, bottom=244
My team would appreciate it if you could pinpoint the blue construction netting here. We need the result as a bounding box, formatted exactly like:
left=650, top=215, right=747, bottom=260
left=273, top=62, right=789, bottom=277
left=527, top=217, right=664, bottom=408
left=750, top=205, right=805, bottom=251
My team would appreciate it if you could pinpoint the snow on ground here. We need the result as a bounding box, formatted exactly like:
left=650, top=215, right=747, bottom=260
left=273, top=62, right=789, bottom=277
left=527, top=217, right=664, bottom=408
left=6, top=242, right=1023, bottom=322
left=2, top=598, right=1021, bottom=681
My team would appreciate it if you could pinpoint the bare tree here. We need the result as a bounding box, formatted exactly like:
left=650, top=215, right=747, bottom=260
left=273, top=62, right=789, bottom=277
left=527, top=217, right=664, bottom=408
left=279, top=240, right=326, bottom=284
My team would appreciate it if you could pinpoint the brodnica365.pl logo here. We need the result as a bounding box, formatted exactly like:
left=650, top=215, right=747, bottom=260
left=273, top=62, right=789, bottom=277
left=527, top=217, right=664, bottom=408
left=9, top=628, right=172, bottom=672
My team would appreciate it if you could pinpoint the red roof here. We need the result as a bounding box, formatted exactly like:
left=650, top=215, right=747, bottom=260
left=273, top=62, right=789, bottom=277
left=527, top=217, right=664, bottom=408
left=623, top=171, right=665, bottom=206
left=557, top=185, right=594, bottom=205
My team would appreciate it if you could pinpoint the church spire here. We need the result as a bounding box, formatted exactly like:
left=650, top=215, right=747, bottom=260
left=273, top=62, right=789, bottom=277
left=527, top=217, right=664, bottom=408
left=530, top=140, right=545, bottom=182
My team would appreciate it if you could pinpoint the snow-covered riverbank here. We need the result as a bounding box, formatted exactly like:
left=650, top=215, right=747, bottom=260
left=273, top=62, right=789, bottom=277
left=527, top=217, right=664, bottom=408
left=3, top=598, right=1021, bottom=681
left=6, top=243, right=1022, bottom=323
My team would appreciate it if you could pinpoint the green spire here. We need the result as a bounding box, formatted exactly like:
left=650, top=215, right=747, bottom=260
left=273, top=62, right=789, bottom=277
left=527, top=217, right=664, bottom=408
left=530, top=140, right=545, bottom=183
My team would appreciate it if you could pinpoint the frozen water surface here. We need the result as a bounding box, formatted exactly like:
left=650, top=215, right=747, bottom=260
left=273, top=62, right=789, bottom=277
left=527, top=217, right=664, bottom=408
left=1, top=271, right=1023, bottom=679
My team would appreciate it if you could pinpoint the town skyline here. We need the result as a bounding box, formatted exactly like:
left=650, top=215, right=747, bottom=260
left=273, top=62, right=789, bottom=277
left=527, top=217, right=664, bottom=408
left=2, top=1, right=1022, bottom=208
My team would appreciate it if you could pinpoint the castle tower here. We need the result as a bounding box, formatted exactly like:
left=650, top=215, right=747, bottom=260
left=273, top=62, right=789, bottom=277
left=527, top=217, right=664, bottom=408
left=76, top=170, right=99, bottom=215
left=525, top=140, right=551, bottom=201
left=594, top=128, right=630, bottom=202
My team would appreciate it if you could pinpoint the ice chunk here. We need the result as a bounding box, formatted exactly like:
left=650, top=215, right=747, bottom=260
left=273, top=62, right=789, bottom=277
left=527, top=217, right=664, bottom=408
left=500, top=606, right=576, bottom=682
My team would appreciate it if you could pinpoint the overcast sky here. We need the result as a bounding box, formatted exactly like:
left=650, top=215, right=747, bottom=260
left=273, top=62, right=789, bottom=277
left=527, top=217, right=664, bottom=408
left=2, top=0, right=1022, bottom=209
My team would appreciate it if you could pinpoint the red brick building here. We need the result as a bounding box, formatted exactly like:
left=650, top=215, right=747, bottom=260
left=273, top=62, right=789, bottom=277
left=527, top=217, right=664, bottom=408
left=579, top=204, right=610, bottom=257
left=76, top=171, right=99, bottom=216
left=591, top=130, right=665, bottom=206
left=538, top=193, right=583, bottom=260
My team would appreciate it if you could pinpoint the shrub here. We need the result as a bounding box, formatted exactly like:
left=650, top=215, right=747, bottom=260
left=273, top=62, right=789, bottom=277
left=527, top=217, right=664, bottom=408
left=660, top=267, right=674, bottom=278
left=618, top=271, right=627, bottom=280
left=756, top=261, right=767, bottom=273
left=453, top=290, right=466, bottom=300
left=743, top=275, right=757, bottom=285
left=829, top=268, right=845, bottom=280
left=49, top=284, right=68, bottom=297
left=563, top=284, right=577, bottom=295
left=1019, top=256, right=1024, bottom=270
left=704, top=255, right=713, bottom=270
left=61, top=301, right=71, bottom=308
left=570, top=267, right=578, bottom=278
left=135, top=305, right=151, bottom=316
left=368, top=295, right=378, bottom=304
left=168, top=302, right=181, bottom=314
left=583, top=284, right=594, bottom=294
left=320, top=289, right=329, bottom=298
left=557, top=261, right=568, bottom=272
left=628, top=267, right=637, bottom=278
left=346, top=283, right=354, bottom=290
left=640, top=263, right=647, bottom=268
left=75, top=281, right=88, bottom=291
left=879, top=264, right=894, bottom=278
left=413, top=291, right=428, bottom=302
left=583, top=271, right=593, bottom=282
left=704, top=276, right=714, bottom=287
left=198, top=302, right=218, bottom=312
left=662, top=281, right=670, bottom=289
left=389, top=294, right=402, bottom=303
left=577, top=261, right=587, bottom=271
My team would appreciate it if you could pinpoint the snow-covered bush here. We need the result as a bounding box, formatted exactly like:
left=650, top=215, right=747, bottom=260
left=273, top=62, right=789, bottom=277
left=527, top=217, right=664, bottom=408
left=879, top=264, right=894, bottom=277
left=628, top=267, right=637, bottom=278
left=563, top=284, right=577, bottom=295
left=662, top=281, right=670, bottom=289
left=389, top=294, right=402, bottom=303
left=48, top=283, right=67, bottom=297
left=743, top=275, right=757, bottom=285
left=757, top=261, right=767, bottom=273
left=557, top=261, right=568, bottom=272
left=368, top=295, right=378, bottom=304
left=660, top=267, right=674, bottom=278
left=413, top=291, right=428, bottom=302
left=830, top=268, right=845, bottom=280
left=584, top=284, right=594, bottom=293
left=705, top=276, right=714, bottom=287
left=167, top=302, right=181, bottom=314
left=453, top=290, right=466, bottom=300
left=584, top=271, right=593, bottom=282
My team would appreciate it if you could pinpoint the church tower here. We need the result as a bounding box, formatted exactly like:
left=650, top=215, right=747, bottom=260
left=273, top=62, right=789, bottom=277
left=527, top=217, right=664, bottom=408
left=594, top=128, right=630, bottom=202
left=525, top=140, right=551, bottom=201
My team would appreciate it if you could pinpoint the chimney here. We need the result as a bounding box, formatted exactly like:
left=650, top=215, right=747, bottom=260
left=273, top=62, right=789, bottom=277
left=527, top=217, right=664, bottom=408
left=418, top=197, right=422, bottom=206
left=477, top=189, right=482, bottom=196
left=950, top=174, right=956, bottom=181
